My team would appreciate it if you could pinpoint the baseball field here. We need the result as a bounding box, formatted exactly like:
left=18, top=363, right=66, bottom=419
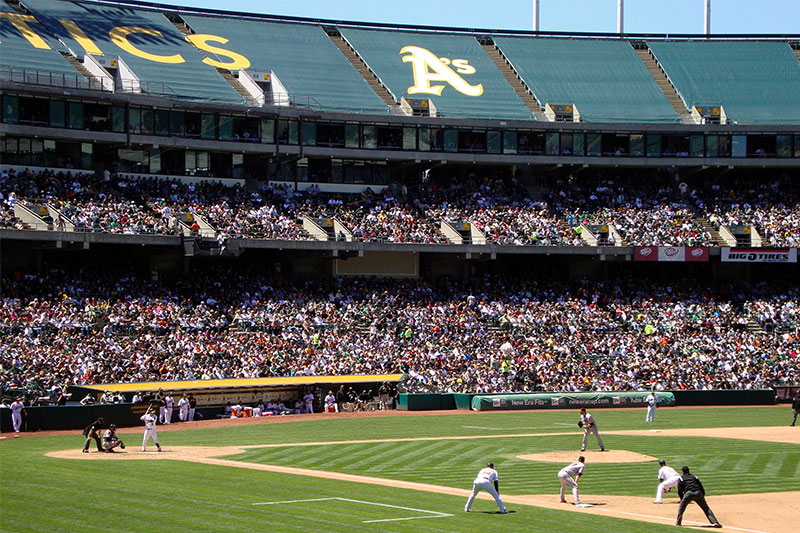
left=1, top=405, right=798, bottom=532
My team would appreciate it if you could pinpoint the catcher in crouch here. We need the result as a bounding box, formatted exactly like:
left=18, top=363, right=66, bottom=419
left=578, top=408, right=605, bottom=452
left=102, top=424, right=126, bottom=452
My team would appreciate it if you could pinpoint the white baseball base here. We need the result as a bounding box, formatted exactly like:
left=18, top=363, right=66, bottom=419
left=576, top=503, right=594, bottom=508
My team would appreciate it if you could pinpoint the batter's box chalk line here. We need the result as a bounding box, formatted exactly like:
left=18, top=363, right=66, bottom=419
left=252, top=497, right=454, bottom=523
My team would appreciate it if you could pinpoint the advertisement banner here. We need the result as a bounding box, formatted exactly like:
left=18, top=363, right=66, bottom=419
left=658, top=246, right=684, bottom=262
left=685, top=247, right=709, bottom=262
left=633, top=247, right=658, bottom=261
left=722, top=248, right=797, bottom=263
left=470, top=391, right=675, bottom=411
left=635, top=247, right=709, bottom=262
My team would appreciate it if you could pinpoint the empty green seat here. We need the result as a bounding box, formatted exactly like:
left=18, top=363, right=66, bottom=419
left=341, top=28, right=533, bottom=120
left=494, top=37, right=680, bottom=123
left=22, top=0, right=244, bottom=104
left=181, top=15, right=387, bottom=114
left=647, top=40, right=800, bottom=124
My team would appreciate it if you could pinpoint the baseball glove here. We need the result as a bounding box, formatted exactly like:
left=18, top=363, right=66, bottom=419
left=578, top=421, right=584, bottom=428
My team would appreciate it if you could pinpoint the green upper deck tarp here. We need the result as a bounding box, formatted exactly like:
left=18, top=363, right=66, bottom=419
left=341, top=27, right=533, bottom=120
left=0, top=0, right=77, bottom=75
left=647, top=40, right=800, bottom=124
left=20, top=0, right=244, bottom=104
left=494, top=36, right=680, bottom=123
left=181, top=15, right=388, bottom=114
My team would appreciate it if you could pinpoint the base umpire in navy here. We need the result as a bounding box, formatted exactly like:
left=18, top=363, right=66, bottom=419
left=675, top=466, right=722, bottom=528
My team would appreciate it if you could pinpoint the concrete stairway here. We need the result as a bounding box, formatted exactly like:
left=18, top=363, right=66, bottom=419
left=329, top=34, right=399, bottom=109
left=60, top=53, right=97, bottom=85
left=481, top=42, right=548, bottom=121
left=693, top=216, right=728, bottom=246
left=635, top=48, right=695, bottom=124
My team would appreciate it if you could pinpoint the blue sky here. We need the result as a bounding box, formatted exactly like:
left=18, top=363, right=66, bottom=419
left=160, top=0, right=799, bottom=34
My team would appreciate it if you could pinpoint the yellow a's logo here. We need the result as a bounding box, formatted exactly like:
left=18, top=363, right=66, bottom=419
left=400, top=46, right=483, bottom=97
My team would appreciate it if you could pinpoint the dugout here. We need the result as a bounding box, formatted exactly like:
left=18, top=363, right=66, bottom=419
left=0, top=374, right=404, bottom=432
left=68, top=374, right=405, bottom=410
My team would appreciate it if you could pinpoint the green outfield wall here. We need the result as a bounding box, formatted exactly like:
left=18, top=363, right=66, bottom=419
left=470, top=391, right=675, bottom=411
left=395, top=389, right=775, bottom=411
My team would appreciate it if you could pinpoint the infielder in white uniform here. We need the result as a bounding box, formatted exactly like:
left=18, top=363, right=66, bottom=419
left=140, top=407, right=162, bottom=452
left=558, top=456, right=586, bottom=505
left=464, top=462, right=509, bottom=513
left=654, top=459, right=680, bottom=503
left=178, top=394, right=190, bottom=422
left=10, top=397, right=26, bottom=433
left=645, top=392, right=658, bottom=422
left=579, top=408, right=604, bottom=451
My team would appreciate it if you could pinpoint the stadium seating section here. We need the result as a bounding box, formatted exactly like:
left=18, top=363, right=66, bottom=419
left=647, top=40, right=800, bottom=124
left=180, top=15, right=388, bottom=114
left=494, top=37, right=681, bottom=123
left=0, top=1, right=79, bottom=78
left=21, top=0, right=245, bottom=104
left=340, top=28, right=533, bottom=120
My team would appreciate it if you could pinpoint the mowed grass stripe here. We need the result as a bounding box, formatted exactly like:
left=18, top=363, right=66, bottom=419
left=238, top=433, right=800, bottom=497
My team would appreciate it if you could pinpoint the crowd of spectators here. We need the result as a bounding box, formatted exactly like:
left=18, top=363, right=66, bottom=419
left=2, top=167, right=798, bottom=247
left=2, top=266, right=797, bottom=403
left=550, top=172, right=716, bottom=246
left=692, top=175, right=800, bottom=247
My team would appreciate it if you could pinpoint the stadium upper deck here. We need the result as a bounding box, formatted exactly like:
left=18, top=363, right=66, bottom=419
left=2, top=0, right=799, bottom=124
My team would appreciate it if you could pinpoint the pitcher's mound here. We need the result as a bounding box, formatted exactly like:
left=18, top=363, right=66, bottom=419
left=517, top=450, right=656, bottom=463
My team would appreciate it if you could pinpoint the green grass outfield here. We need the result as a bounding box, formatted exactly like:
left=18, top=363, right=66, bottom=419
left=1, top=406, right=797, bottom=532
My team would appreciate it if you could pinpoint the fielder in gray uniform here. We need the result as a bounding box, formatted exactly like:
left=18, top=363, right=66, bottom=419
left=578, top=408, right=605, bottom=451
left=558, top=456, right=585, bottom=505
left=464, top=462, right=509, bottom=513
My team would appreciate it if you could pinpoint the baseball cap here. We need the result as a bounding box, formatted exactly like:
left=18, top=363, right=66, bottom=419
left=659, top=459, right=666, bottom=465
left=487, top=462, right=494, bottom=468
left=681, top=466, right=690, bottom=473
left=579, top=456, right=585, bottom=462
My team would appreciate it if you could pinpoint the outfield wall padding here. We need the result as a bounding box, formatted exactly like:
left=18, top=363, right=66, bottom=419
left=670, top=389, right=775, bottom=405
left=470, top=391, right=675, bottom=411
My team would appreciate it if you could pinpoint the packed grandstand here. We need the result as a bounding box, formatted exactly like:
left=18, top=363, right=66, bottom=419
left=1, top=0, right=799, bottom=405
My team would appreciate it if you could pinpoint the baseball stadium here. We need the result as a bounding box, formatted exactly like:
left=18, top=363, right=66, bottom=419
left=1, top=0, right=799, bottom=531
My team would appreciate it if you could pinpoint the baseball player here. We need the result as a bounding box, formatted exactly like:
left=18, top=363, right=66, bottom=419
left=676, top=466, right=722, bottom=528
left=578, top=408, right=605, bottom=451
left=188, top=394, right=197, bottom=421
left=102, top=424, right=125, bottom=452
left=178, top=394, right=190, bottom=422
left=645, top=391, right=658, bottom=422
left=558, top=456, right=586, bottom=505
left=303, top=390, right=314, bottom=414
left=10, top=397, right=26, bottom=433
left=464, top=462, right=509, bottom=513
left=163, top=392, right=174, bottom=424
left=140, top=405, right=162, bottom=452
left=791, top=390, right=800, bottom=426
left=654, top=459, right=680, bottom=503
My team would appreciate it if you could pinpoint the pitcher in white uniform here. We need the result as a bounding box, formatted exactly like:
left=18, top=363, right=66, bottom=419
left=558, top=456, right=586, bottom=505
left=645, top=391, right=658, bottom=422
left=464, top=462, right=509, bottom=513
left=654, top=459, right=680, bottom=503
